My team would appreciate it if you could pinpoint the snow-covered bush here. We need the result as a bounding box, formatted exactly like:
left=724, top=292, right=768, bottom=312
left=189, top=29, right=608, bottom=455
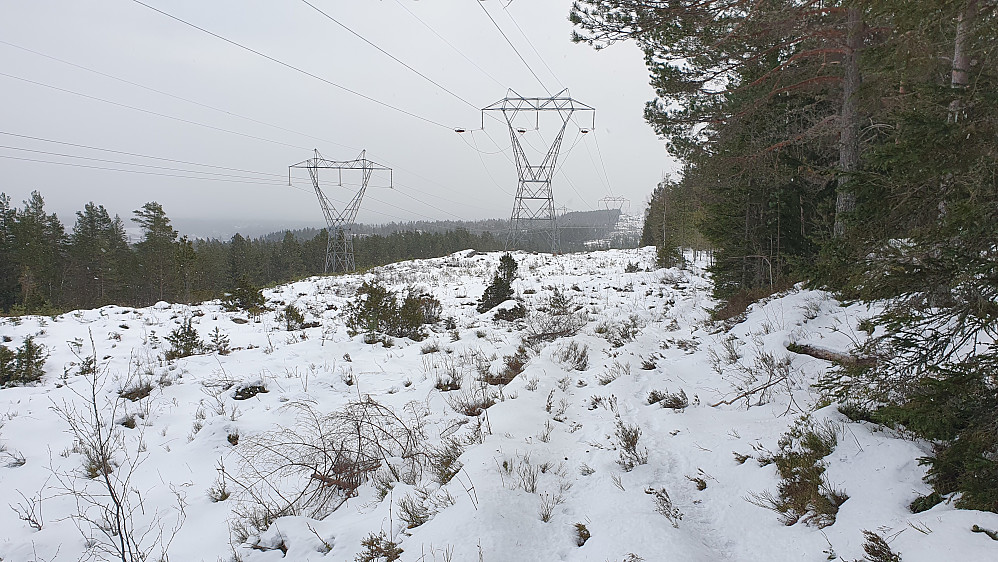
left=554, top=341, right=590, bottom=371
left=225, top=398, right=428, bottom=541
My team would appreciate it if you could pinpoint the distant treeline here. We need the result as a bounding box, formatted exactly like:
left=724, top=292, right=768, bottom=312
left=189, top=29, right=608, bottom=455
left=0, top=191, right=511, bottom=313
left=0, top=192, right=633, bottom=314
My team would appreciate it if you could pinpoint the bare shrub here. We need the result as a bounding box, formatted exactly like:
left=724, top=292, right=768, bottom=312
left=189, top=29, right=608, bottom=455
left=859, top=530, right=902, bottom=562
left=11, top=486, right=45, bottom=530
left=538, top=492, right=565, bottom=522
left=225, top=398, right=427, bottom=538
left=524, top=288, right=585, bottom=344
left=712, top=351, right=796, bottom=408
left=398, top=493, right=430, bottom=529
left=429, top=439, right=465, bottom=485
left=615, top=420, right=648, bottom=471
left=554, top=341, right=590, bottom=371
left=485, top=345, right=529, bottom=385
left=647, top=487, right=683, bottom=528
left=594, top=315, right=642, bottom=347
left=574, top=522, right=591, bottom=546
left=445, top=385, right=495, bottom=416
left=597, top=361, right=630, bottom=386
left=424, top=356, right=463, bottom=392
left=118, top=378, right=154, bottom=402
left=647, top=389, right=688, bottom=411
left=54, top=342, right=185, bottom=561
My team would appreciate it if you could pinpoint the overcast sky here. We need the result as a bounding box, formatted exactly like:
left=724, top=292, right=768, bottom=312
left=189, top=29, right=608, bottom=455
left=0, top=0, right=678, bottom=236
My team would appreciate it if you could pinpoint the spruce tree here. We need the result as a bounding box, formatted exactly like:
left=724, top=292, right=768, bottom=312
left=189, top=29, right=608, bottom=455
left=132, top=202, right=178, bottom=304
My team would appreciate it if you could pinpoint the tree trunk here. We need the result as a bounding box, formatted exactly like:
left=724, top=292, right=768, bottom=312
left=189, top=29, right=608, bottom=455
left=949, top=0, right=978, bottom=122
left=834, top=7, right=863, bottom=238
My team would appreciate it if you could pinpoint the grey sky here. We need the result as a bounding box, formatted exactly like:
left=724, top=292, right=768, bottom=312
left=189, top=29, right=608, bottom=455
left=0, top=0, right=677, bottom=236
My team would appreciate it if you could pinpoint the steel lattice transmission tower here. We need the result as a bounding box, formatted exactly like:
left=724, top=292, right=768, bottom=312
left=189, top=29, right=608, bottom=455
left=483, top=89, right=594, bottom=253
left=289, top=149, right=391, bottom=273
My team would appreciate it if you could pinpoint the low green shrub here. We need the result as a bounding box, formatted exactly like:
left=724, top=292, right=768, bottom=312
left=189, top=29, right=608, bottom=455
left=346, top=281, right=440, bottom=342
left=478, top=253, right=517, bottom=313
left=750, top=415, right=847, bottom=527
left=224, top=275, right=265, bottom=312
left=280, top=304, right=305, bottom=331
left=0, top=337, right=47, bottom=387
left=164, top=318, right=204, bottom=360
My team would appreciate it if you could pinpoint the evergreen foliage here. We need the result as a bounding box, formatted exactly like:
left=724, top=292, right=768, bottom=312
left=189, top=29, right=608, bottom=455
left=224, top=276, right=265, bottom=312
left=0, top=336, right=47, bottom=387
left=573, top=0, right=998, bottom=513
left=165, top=319, right=204, bottom=360
left=280, top=304, right=305, bottom=331
left=478, top=253, right=518, bottom=313
left=345, top=281, right=440, bottom=342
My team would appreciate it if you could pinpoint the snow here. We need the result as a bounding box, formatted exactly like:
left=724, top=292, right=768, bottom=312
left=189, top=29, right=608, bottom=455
left=1, top=248, right=995, bottom=561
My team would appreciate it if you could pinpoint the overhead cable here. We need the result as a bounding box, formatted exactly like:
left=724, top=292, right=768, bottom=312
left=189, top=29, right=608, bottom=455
left=129, top=0, right=452, bottom=129
left=0, top=130, right=284, bottom=178
left=391, top=0, right=506, bottom=90
left=0, top=71, right=310, bottom=151
left=474, top=0, right=551, bottom=95
left=0, top=144, right=287, bottom=182
left=0, top=39, right=357, bottom=154
left=301, top=0, right=479, bottom=110
left=501, top=4, right=563, bottom=89
left=0, top=153, right=287, bottom=185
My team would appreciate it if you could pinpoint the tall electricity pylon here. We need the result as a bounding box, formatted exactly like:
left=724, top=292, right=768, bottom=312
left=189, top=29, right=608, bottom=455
left=289, top=150, right=391, bottom=273
left=483, top=89, right=594, bottom=253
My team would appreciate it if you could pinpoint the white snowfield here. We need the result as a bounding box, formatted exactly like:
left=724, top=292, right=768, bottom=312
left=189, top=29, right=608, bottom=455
left=1, top=248, right=995, bottom=562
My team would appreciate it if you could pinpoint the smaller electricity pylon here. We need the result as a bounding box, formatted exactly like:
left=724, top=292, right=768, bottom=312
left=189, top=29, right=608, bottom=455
left=289, top=150, right=391, bottom=273
left=483, top=89, right=594, bottom=253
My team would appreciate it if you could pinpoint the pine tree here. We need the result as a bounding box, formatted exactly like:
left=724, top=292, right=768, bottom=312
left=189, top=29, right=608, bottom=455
left=68, top=203, right=129, bottom=307
left=0, top=193, right=18, bottom=312
left=132, top=202, right=178, bottom=304
left=11, top=191, right=66, bottom=311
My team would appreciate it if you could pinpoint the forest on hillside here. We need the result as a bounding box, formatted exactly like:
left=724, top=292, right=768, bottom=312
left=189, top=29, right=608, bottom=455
left=573, top=0, right=997, bottom=513
left=0, top=193, right=630, bottom=315
left=0, top=193, right=507, bottom=313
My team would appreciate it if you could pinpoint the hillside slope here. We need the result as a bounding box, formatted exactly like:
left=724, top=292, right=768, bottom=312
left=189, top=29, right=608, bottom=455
left=1, top=248, right=995, bottom=561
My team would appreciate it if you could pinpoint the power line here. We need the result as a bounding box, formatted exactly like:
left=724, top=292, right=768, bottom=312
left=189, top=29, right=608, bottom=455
left=0, top=39, right=360, bottom=155
left=301, top=0, right=478, bottom=110
left=391, top=0, right=506, bottom=90
left=501, top=4, right=563, bottom=89
left=589, top=130, right=616, bottom=196
left=392, top=180, right=495, bottom=215
left=0, top=41, right=490, bottom=207
left=475, top=0, right=551, bottom=95
left=469, top=132, right=513, bottom=196
left=0, top=153, right=287, bottom=185
left=0, top=144, right=288, bottom=183
left=392, top=186, right=467, bottom=221
left=0, top=71, right=311, bottom=151
left=129, top=0, right=452, bottom=130
left=0, top=130, right=285, bottom=178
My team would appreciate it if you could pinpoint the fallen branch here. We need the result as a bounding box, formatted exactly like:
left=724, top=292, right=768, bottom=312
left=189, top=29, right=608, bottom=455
left=786, top=343, right=877, bottom=367
left=711, top=375, right=789, bottom=407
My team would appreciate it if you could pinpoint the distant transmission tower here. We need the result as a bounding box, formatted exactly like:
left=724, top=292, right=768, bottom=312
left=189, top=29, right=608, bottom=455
left=482, top=89, right=594, bottom=253
left=599, top=196, right=629, bottom=215
left=289, top=150, right=391, bottom=273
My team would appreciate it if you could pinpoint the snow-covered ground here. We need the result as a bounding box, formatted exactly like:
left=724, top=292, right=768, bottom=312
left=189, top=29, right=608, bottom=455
left=1, top=248, right=995, bottom=561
